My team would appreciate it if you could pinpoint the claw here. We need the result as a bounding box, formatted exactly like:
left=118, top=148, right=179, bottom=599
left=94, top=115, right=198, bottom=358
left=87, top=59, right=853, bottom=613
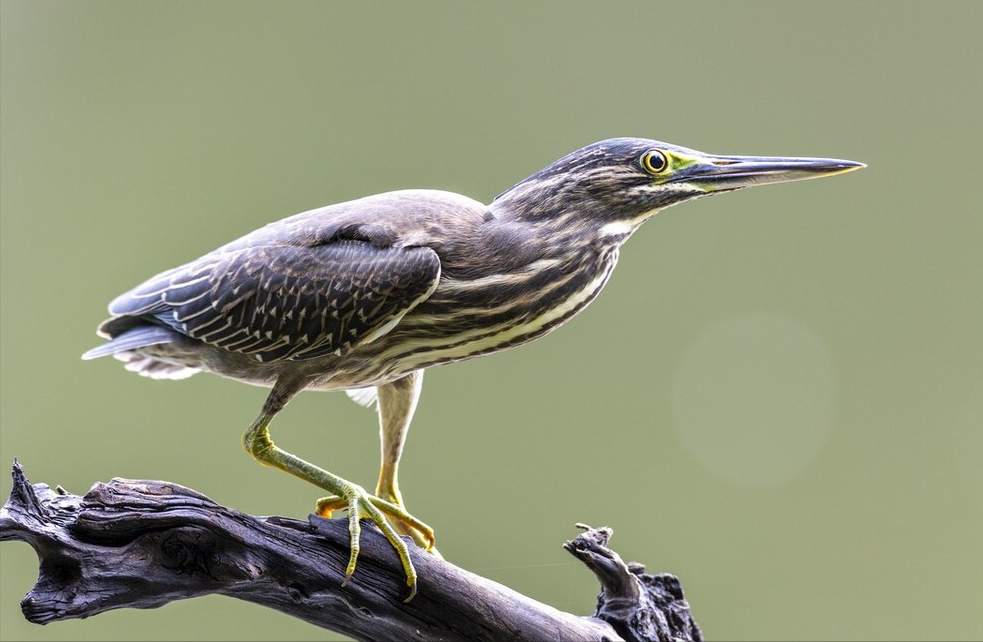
left=404, top=577, right=417, bottom=603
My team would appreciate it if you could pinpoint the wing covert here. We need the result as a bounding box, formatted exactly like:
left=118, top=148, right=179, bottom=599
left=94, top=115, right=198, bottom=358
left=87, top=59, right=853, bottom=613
left=110, top=240, right=440, bottom=362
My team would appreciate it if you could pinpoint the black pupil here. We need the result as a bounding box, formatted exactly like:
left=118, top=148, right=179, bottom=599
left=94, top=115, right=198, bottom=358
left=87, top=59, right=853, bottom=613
left=648, top=152, right=665, bottom=171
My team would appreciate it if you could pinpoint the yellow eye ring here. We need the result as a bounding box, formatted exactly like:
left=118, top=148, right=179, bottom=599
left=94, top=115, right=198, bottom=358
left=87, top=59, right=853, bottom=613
left=641, top=150, right=669, bottom=174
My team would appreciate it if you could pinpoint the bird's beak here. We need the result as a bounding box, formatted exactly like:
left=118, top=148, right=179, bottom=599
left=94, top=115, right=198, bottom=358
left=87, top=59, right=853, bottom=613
left=677, top=153, right=866, bottom=192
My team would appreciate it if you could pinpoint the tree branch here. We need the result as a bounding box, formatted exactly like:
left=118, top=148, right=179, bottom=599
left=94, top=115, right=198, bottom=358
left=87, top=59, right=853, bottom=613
left=0, top=461, right=702, bottom=642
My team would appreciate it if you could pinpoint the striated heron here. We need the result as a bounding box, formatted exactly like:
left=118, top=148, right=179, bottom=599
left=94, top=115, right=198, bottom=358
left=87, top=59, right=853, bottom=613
left=83, top=138, right=863, bottom=599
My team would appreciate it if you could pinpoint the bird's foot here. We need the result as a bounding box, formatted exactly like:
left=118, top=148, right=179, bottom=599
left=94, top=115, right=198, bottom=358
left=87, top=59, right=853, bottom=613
left=317, top=492, right=441, bottom=559
left=315, top=486, right=435, bottom=601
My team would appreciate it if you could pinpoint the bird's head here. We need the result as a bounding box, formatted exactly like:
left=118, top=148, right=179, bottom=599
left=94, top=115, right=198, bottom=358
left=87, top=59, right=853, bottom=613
left=493, top=137, right=864, bottom=237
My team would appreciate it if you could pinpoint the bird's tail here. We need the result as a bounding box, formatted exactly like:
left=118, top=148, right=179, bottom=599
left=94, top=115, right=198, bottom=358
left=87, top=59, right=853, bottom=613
left=82, top=325, right=200, bottom=380
left=82, top=325, right=177, bottom=360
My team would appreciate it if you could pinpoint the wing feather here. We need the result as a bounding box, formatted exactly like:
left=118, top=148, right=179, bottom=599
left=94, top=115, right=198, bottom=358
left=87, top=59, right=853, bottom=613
left=105, top=239, right=440, bottom=362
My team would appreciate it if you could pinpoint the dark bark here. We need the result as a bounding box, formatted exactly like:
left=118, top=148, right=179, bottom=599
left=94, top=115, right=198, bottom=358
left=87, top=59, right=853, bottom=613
left=0, top=461, right=702, bottom=642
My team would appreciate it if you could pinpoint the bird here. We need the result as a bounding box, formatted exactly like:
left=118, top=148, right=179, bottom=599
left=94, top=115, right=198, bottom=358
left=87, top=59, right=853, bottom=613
left=83, top=137, right=863, bottom=600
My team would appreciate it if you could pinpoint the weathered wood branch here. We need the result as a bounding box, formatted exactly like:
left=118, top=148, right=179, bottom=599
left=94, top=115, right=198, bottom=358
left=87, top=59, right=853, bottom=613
left=0, top=461, right=702, bottom=642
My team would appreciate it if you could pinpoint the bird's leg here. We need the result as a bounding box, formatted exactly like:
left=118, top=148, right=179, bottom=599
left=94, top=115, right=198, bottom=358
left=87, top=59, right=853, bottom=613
left=373, top=370, right=422, bottom=507
left=243, top=378, right=431, bottom=601
left=315, top=370, right=439, bottom=556
left=375, top=371, right=441, bottom=556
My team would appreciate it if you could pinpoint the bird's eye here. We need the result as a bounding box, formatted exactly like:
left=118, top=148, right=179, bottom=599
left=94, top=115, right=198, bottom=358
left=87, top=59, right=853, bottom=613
left=641, top=151, right=669, bottom=174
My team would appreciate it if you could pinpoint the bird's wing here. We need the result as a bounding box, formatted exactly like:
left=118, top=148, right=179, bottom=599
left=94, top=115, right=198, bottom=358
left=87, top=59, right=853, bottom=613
left=105, top=238, right=441, bottom=363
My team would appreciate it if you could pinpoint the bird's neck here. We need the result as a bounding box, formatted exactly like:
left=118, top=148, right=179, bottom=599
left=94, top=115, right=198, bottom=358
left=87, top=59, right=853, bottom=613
left=490, top=198, right=641, bottom=258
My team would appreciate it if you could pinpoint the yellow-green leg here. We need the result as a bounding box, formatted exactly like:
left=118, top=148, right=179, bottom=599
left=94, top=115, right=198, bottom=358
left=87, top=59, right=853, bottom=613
left=243, top=378, right=433, bottom=601
left=318, top=370, right=441, bottom=557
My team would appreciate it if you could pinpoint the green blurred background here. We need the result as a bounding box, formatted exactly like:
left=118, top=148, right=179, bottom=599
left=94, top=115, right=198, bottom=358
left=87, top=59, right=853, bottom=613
left=2, top=2, right=981, bottom=640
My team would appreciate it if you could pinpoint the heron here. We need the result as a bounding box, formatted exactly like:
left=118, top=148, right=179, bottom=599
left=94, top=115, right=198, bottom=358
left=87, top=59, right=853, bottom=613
left=83, top=138, right=863, bottom=599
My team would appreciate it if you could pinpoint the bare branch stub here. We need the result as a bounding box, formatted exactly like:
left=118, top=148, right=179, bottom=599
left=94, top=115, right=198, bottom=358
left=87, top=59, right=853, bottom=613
left=1, top=462, right=701, bottom=642
left=564, top=524, right=703, bottom=642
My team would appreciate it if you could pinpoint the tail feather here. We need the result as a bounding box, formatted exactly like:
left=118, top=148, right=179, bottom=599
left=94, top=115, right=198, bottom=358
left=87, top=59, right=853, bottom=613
left=82, top=325, right=179, bottom=360
left=118, top=354, right=198, bottom=380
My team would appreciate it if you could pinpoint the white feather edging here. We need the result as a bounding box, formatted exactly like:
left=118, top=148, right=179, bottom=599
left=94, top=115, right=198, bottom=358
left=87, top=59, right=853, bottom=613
left=345, top=386, right=378, bottom=408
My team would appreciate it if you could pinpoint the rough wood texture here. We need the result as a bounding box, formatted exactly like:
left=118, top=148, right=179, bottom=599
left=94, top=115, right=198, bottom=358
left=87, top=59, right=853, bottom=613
left=0, top=462, right=702, bottom=642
